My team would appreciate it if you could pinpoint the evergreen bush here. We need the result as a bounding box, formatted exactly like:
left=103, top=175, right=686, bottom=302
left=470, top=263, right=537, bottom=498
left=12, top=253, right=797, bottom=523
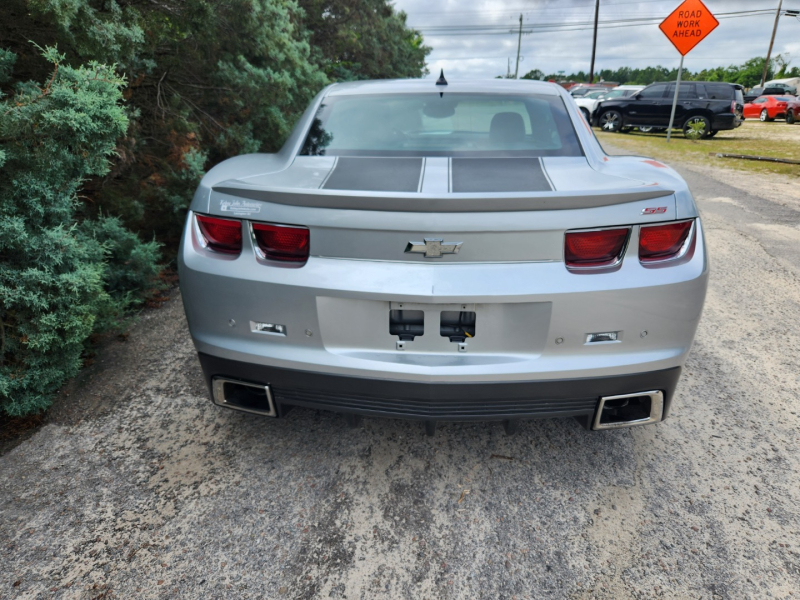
left=2, top=0, right=430, bottom=242
left=0, top=48, right=158, bottom=415
left=0, top=0, right=430, bottom=416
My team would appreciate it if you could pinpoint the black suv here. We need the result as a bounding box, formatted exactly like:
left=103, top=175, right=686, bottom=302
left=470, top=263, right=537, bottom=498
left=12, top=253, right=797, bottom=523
left=592, top=81, right=744, bottom=139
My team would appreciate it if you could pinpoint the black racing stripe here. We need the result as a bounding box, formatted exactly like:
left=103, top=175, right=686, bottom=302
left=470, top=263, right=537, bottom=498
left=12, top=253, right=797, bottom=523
left=451, top=158, right=552, bottom=193
left=323, top=157, right=423, bottom=192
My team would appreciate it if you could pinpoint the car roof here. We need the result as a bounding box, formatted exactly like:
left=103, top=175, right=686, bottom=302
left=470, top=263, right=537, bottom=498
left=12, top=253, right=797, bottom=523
left=325, top=78, right=562, bottom=97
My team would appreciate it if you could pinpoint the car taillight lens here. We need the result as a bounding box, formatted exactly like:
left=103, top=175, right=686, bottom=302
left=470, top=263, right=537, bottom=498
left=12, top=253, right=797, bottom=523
left=565, top=228, right=629, bottom=268
left=731, top=100, right=736, bottom=113
left=639, top=221, right=693, bottom=262
left=196, top=214, right=242, bottom=254
left=252, top=223, right=309, bottom=263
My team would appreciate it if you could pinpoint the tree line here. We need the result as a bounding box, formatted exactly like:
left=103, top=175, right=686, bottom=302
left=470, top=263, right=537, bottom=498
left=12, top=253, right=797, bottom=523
left=0, top=0, right=430, bottom=416
left=521, top=55, right=800, bottom=88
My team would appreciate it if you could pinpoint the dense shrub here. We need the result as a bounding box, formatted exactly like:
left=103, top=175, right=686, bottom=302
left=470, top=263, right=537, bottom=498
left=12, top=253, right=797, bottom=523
left=0, top=1, right=429, bottom=416
left=1, top=0, right=429, bottom=245
left=77, top=216, right=162, bottom=330
left=0, top=48, right=159, bottom=416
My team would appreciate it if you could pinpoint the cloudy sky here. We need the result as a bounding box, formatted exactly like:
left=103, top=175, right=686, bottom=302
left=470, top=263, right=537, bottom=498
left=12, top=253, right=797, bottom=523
left=393, top=0, right=800, bottom=79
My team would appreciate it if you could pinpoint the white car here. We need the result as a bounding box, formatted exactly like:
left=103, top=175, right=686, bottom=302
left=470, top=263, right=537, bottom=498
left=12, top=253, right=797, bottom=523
left=574, top=90, right=609, bottom=121
left=575, top=86, right=645, bottom=121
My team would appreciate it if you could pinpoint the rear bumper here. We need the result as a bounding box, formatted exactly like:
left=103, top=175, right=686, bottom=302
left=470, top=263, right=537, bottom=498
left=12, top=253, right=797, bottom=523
left=198, top=352, right=682, bottom=422
left=179, top=215, right=708, bottom=385
left=712, top=113, right=740, bottom=130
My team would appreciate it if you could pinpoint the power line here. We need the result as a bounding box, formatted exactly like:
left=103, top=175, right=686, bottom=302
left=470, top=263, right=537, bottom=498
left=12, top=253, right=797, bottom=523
left=413, top=9, right=777, bottom=35
left=408, top=0, right=688, bottom=17
left=415, top=8, right=776, bottom=25
left=430, top=55, right=763, bottom=61
left=412, top=9, right=779, bottom=35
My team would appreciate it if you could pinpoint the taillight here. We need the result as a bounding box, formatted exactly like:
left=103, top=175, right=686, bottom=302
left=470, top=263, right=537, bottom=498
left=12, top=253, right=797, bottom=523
left=639, top=221, right=693, bottom=263
left=252, top=223, right=309, bottom=263
left=564, top=228, right=629, bottom=269
left=731, top=100, right=736, bottom=113
left=196, top=214, right=242, bottom=255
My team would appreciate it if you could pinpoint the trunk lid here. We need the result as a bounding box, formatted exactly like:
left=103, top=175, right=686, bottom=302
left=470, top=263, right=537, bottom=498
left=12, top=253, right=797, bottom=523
left=207, top=156, right=676, bottom=263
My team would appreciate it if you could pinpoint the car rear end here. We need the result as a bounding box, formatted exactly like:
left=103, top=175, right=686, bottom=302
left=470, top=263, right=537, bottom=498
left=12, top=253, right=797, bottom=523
left=706, top=82, right=744, bottom=131
left=771, top=96, right=795, bottom=119
left=179, top=80, right=708, bottom=433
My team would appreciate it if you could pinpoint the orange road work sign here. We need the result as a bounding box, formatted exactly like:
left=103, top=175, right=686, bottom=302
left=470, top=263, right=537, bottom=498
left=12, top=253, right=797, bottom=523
left=659, top=0, right=719, bottom=56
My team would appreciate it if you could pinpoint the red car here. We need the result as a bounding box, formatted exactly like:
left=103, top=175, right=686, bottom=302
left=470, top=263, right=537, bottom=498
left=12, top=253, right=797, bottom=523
left=743, top=95, right=800, bottom=123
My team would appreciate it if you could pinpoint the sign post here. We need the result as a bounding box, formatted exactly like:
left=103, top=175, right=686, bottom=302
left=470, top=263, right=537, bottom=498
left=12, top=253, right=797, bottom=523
left=665, top=56, right=685, bottom=143
left=659, top=0, right=719, bottom=142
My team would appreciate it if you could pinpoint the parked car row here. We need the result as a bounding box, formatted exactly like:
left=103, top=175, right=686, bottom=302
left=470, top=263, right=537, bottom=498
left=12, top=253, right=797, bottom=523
left=580, top=79, right=799, bottom=139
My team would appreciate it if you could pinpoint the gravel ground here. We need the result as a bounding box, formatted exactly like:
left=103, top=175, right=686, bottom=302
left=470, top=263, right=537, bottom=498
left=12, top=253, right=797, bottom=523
left=2, top=151, right=800, bottom=599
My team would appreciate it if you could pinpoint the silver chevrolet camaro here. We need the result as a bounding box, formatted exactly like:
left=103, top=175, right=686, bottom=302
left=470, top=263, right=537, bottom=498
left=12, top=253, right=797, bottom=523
left=178, top=77, right=708, bottom=434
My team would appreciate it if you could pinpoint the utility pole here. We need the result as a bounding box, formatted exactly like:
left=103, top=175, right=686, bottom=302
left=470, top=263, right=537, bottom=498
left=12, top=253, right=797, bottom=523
left=514, top=14, right=523, bottom=79
left=589, top=0, right=600, bottom=83
left=761, top=0, right=784, bottom=87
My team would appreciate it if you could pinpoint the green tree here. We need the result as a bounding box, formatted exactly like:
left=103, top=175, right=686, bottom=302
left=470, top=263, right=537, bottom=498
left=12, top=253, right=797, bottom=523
left=530, top=56, right=796, bottom=89
left=2, top=0, right=429, bottom=243
left=521, top=69, right=544, bottom=80
left=0, top=0, right=431, bottom=414
left=299, top=0, right=430, bottom=81
left=728, top=56, right=771, bottom=87
left=0, top=47, right=158, bottom=415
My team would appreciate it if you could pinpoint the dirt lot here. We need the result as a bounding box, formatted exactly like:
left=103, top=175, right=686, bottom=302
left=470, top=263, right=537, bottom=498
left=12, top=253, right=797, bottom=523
left=2, top=143, right=800, bottom=599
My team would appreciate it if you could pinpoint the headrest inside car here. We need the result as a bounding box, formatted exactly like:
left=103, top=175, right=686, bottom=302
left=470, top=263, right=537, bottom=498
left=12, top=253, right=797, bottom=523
left=490, top=112, right=525, bottom=143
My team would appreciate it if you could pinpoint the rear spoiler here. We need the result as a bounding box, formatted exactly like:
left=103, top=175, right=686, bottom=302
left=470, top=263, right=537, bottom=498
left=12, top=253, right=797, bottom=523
left=212, top=182, right=675, bottom=213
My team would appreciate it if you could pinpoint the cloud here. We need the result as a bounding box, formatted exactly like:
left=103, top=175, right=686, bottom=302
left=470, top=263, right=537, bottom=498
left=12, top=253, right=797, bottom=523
left=396, top=0, right=800, bottom=78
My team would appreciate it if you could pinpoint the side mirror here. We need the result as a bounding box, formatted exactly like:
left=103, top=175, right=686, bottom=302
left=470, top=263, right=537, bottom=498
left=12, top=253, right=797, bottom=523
left=634, top=94, right=642, bottom=100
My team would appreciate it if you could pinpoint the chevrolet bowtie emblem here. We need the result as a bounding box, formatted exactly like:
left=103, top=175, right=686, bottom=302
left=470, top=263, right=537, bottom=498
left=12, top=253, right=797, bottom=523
left=405, top=238, right=463, bottom=258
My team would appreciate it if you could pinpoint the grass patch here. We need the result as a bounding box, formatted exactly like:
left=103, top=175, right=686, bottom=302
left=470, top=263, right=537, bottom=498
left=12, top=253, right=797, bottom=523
left=596, top=120, right=800, bottom=178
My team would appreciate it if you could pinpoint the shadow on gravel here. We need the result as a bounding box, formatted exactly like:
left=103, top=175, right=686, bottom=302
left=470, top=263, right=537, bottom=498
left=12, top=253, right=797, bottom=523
left=0, top=413, right=45, bottom=453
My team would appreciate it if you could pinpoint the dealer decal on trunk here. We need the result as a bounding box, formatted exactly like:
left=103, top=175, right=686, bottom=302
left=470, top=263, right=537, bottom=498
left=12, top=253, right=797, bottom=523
left=220, top=199, right=261, bottom=216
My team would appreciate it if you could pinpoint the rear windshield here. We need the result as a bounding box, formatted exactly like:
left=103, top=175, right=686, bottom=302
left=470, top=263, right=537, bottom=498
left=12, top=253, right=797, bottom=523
left=776, top=96, right=795, bottom=102
left=703, top=83, right=734, bottom=100
left=300, top=93, right=583, bottom=158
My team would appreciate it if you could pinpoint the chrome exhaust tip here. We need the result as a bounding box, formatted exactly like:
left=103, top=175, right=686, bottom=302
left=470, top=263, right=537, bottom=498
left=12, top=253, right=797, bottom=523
left=211, top=377, right=277, bottom=417
left=592, top=390, right=663, bottom=431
